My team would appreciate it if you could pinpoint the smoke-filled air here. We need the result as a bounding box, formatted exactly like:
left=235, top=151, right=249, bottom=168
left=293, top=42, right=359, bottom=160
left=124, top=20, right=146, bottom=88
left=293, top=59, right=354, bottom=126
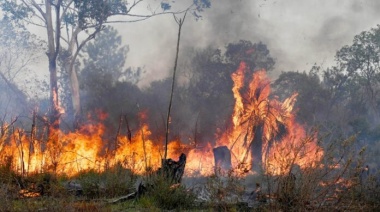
left=0, top=0, right=380, bottom=210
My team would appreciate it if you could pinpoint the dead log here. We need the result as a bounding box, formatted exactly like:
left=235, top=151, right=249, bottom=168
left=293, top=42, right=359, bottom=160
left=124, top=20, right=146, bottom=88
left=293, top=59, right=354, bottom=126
left=107, top=192, right=137, bottom=204
left=213, top=146, right=232, bottom=175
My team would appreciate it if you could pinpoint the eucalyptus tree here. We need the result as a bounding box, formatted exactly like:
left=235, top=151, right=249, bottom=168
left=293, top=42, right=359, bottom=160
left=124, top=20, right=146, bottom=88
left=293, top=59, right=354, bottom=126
left=0, top=0, right=210, bottom=130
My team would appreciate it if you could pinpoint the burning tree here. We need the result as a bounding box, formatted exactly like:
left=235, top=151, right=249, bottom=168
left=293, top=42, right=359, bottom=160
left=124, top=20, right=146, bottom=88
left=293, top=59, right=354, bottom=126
left=214, top=61, right=323, bottom=175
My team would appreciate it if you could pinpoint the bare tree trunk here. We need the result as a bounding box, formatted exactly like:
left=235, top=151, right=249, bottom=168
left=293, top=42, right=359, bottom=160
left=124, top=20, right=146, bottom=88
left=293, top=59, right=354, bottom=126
left=66, top=27, right=82, bottom=129
left=67, top=26, right=102, bottom=129
left=65, top=56, right=81, bottom=129
left=45, top=1, right=61, bottom=133
left=163, top=12, right=187, bottom=164
left=70, top=66, right=81, bottom=127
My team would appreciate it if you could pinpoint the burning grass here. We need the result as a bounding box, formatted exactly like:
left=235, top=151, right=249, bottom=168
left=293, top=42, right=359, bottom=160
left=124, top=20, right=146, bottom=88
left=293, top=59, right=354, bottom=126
left=0, top=127, right=379, bottom=211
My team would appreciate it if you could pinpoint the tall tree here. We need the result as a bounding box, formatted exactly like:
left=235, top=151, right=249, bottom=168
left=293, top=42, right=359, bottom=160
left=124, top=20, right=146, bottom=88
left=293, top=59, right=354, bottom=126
left=81, top=26, right=132, bottom=85
left=1, top=0, right=210, bottom=130
left=79, top=26, right=142, bottom=128
left=322, top=25, right=380, bottom=133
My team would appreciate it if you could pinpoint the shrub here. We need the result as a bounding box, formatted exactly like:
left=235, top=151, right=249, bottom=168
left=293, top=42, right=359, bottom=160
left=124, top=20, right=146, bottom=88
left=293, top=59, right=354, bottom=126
left=137, top=174, right=196, bottom=210
left=77, top=163, right=136, bottom=199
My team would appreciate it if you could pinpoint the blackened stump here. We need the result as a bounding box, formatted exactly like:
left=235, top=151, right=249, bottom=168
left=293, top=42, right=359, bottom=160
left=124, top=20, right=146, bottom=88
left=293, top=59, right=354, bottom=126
left=162, top=153, right=186, bottom=183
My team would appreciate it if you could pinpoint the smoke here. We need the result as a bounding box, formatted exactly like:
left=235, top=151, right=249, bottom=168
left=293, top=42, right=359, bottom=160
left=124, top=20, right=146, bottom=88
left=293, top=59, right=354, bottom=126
left=3, top=0, right=378, bottom=87
left=105, top=0, right=380, bottom=143
left=114, top=0, right=380, bottom=85
left=3, top=0, right=380, bottom=134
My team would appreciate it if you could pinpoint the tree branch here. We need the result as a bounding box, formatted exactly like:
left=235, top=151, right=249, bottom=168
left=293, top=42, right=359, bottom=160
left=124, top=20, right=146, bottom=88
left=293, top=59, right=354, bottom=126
left=106, top=3, right=193, bottom=24
left=53, top=0, right=63, bottom=60
left=29, top=0, right=47, bottom=20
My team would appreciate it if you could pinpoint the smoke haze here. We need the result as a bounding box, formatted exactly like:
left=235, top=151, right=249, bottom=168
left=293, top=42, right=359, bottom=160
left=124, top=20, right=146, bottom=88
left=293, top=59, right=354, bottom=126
left=115, top=0, right=380, bottom=85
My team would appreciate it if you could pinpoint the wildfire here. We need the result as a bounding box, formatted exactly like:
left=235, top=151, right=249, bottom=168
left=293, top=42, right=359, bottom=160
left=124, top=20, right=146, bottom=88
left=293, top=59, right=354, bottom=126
left=0, top=61, right=323, bottom=177
left=217, top=62, right=323, bottom=175
left=0, top=113, right=185, bottom=176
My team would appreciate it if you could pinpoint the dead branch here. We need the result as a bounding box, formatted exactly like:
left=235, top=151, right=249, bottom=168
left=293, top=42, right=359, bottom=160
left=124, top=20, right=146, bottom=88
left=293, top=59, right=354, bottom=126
left=164, top=11, right=187, bottom=163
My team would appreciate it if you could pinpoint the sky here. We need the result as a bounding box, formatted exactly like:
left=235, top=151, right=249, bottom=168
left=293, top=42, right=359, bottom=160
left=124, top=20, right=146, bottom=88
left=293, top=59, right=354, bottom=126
left=111, top=0, right=380, bottom=86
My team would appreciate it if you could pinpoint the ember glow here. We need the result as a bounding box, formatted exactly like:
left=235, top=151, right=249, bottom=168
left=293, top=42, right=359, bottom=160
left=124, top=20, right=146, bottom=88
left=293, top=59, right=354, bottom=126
left=0, top=62, right=322, bottom=177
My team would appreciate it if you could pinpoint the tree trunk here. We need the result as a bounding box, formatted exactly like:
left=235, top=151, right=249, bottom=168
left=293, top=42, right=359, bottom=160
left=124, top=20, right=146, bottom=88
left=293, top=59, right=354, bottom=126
left=66, top=27, right=82, bottom=129
left=65, top=58, right=81, bottom=129
left=49, top=58, right=60, bottom=131
left=251, top=124, right=264, bottom=172
left=45, top=0, right=60, bottom=133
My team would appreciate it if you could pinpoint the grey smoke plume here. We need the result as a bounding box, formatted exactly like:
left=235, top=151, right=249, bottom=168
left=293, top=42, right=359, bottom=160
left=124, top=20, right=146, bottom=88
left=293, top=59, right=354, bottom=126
left=115, top=0, right=380, bottom=85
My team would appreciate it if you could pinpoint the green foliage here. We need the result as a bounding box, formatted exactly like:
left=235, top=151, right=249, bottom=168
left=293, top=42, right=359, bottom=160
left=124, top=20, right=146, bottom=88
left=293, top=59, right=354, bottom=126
left=138, top=174, right=196, bottom=210
left=161, top=2, right=172, bottom=11
left=81, top=26, right=130, bottom=81
left=0, top=156, right=16, bottom=184
left=77, top=164, right=136, bottom=199
left=0, top=1, right=32, bottom=23
left=74, top=0, right=127, bottom=27
left=192, top=0, right=211, bottom=19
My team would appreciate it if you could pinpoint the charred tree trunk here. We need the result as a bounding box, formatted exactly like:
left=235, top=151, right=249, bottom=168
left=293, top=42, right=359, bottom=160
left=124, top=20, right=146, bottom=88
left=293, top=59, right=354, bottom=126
left=213, top=146, right=232, bottom=175
left=251, top=124, right=264, bottom=172
left=161, top=153, right=186, bottom=183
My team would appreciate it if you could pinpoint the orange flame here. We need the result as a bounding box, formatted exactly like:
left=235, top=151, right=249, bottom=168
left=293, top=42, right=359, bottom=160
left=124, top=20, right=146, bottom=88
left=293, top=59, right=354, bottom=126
left=0, top=62, right=323, bottom=177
